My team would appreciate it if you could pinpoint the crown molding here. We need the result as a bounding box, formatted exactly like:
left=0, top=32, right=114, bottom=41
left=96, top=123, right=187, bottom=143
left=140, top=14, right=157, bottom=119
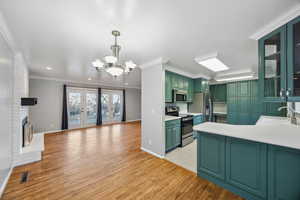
left=164, top=65, right=211, bottom=80
left=29, top=75, right=141, bottom=89
left=139, top=57, right=169, bottom=70
left=250, top=5, right=300, bottom=40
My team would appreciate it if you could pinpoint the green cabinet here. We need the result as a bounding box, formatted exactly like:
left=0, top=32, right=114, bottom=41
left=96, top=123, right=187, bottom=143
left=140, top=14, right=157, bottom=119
left=194, top=78, right=202, bottom=93
left=198, top=133, right=226, bottom=180
left=226, top=138, right=267, bottom=199
left=187, top=78, right=194, bottom=102
left=197, top=132, right=300, bottom=200
left=165, top=71, right=173, bottom=102
left=193, top=114, right=204, bottom=125
left=165, top=119, right=181, bottom=152
left=287, top=16, right=300, bottom=101
left=259, top=25, right=286, bottom=102
left=165, top=71, right=194, bottom=102
left=268, top=145, right=300, bottom=200
left=193, top=78, right=209, bottom=93
left=259, top=16, right=300, bottom=102
left=210, top=84, right=227, bottom=102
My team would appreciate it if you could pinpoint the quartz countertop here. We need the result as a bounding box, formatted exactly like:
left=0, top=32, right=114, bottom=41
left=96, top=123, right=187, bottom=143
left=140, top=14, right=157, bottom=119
left=165, top=115, right=181, bottom=121
left=179, top=112, right=203, bottom=116
left=193, top=116, right=300, bottom=150
left=213, top=112, right=227, bottom=115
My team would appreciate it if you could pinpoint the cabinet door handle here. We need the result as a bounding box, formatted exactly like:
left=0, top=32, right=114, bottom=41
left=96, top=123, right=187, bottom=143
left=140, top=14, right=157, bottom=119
left=280, top=89, right=283, bottom=97
left=286, top=89, right=291, bottom=97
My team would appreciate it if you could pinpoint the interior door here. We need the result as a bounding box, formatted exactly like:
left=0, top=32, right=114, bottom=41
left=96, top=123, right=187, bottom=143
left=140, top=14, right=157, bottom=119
left=67, top=88, right=98, bottom=129
left=101, top=90, right=123, bottom=124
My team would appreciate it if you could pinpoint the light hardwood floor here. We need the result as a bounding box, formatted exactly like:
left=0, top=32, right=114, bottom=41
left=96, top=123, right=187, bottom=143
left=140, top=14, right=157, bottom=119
left=2, top=122, right=243, bottom=200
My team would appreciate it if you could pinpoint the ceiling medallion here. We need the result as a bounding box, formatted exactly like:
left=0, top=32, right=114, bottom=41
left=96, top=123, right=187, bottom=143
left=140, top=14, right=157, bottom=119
left=92, top=30, right=137, bottom=77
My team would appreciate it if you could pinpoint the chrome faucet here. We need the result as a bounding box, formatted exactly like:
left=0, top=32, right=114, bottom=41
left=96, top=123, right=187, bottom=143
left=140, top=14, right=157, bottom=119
left=278, top=102, right=298, bottom=125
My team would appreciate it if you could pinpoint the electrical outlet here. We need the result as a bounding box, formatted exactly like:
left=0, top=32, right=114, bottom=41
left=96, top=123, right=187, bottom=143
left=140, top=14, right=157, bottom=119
left=148, top=140, right=152, bottom=145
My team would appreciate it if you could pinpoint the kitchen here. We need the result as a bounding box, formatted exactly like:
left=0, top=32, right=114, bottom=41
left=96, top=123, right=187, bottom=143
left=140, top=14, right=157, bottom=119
left=159, top=14, right=300, bottom=200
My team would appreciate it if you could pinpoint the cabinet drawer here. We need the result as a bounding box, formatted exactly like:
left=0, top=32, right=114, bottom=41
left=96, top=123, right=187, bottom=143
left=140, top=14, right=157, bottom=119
left=166, top=119, right=180, bottom=127
left=193, top=115, right=204, bottom=125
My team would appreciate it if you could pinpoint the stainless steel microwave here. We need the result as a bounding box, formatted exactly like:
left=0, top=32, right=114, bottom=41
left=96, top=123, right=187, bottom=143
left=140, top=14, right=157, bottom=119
left=173, top=89, right=187, bottom=102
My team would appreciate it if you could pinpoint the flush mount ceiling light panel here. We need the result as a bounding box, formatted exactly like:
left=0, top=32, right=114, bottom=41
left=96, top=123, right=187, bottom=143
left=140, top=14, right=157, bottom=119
left=195, top=53, right=229, bottom=72
left=92, top=30, right=137, bottom=77
left=214, top=70, right=255, bottom=82
left=215, top=75, right=254, bottom=82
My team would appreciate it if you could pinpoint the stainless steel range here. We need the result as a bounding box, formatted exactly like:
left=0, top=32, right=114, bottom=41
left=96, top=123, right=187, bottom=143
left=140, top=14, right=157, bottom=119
left=179, top=114, right=194, bottom=146
left=165, top=106, right=194, bottom=147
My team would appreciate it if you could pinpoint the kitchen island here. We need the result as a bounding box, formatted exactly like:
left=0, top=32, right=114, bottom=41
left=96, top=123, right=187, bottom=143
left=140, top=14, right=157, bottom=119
left=193, top=116, right=300, bottom=200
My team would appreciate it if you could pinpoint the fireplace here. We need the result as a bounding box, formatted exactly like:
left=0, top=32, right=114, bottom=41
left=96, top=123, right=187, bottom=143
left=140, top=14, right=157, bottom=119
left=22, top=116, right=33, bottom=147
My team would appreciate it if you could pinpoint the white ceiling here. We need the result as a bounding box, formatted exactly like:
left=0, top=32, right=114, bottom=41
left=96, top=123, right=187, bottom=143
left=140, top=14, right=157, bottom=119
left=0, top=0, right=299, bottom=88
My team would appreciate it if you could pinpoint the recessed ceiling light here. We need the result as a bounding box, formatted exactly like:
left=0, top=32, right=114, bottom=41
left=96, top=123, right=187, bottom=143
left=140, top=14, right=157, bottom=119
left=124, top=82, right=129, bottom=85
left=88, top=77, right=92, bottom=81
left=195, top=53, right=229, bottom=72
left=46, top=66, right=52, bottom=70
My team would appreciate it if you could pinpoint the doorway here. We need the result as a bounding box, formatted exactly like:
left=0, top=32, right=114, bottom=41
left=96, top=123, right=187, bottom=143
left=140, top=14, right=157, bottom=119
left=101, top=89, right=123, bottom=124
left=67, top=88, right=98, bottom=129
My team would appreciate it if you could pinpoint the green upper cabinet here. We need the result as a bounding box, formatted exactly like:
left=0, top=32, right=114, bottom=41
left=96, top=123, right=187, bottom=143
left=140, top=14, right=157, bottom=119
left=187, top=78, right=194, bottom=102
left=194, top=78, right=209, bottom=93
left=165, top=71, right=173, bottom=102
left=259, top=25, right=287, bottom=102
left=164, top=71, right=194, bottom=102
left=210, top=84, right=227, bottom=102
left=194, top=78, right=203, bottom=93
left=259, top=16, right=300, bottom=102
left=287, top=16, right=300, bottom=101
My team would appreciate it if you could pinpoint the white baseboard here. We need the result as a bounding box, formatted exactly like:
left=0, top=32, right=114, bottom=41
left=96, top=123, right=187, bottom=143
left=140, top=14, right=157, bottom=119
left=126, top=119, right=141, bottom=123
left=0, top=167, right=13, bottom=198
left=40, top=129, right=63, bottom=135
left=40, top=121, right=141, bottom=135
left=141, top=147, right=165, bottom=159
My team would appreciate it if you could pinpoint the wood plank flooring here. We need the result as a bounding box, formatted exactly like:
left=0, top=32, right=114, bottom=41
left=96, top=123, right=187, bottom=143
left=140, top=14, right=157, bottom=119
left=2, top=122, right=244, bottom=200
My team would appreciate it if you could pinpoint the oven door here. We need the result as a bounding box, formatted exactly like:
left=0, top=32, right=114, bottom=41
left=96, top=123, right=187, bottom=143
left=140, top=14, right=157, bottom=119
left=181, top=118, right=193, bottom=139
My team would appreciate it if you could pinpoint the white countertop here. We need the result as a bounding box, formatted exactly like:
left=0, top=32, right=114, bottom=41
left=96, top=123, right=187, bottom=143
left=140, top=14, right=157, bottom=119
left=193, top=116, right=300, bottom=150
left=213, top=112, right=227, bottom=115
left=165, top=115, right=181, bottom=121
left=179, top=112, right=203, bottom=116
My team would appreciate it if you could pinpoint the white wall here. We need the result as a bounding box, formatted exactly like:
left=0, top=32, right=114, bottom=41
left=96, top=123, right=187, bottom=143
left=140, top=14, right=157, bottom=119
left=0, top=12, right=29, bottom=196
left=141, top=60, right=165, bottom=157
left=12, top=53, right=29, bottom=166
left=29, top=78, right=141, bottom=133
left=0, top=27, right=14, bottom=194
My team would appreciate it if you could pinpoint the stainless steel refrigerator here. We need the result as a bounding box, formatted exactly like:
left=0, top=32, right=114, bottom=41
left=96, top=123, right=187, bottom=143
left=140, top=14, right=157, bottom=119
left=189, top=92, right=213, bottom=122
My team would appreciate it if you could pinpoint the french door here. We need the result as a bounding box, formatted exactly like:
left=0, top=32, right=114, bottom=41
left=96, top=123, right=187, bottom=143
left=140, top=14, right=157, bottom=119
left=67, top=88, right=98, bottom=129
left=101, top=90, right=123, bottom=124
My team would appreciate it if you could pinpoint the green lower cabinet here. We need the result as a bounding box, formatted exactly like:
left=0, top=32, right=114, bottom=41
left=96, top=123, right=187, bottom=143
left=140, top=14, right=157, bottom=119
left=197, top=132, right=300, bottom=200
left=174, top=125, right=181, bottom=146
left=165, top=126, right=173, bottom=151
left=226, top=138, right=267, bottom=199
left=193, top=115, right=204, bottom=125
left=165, top=119, right=181, bottom=152
left=268, top=145, right=300, bottom=200
left=198, top=133, right=226, bottom=180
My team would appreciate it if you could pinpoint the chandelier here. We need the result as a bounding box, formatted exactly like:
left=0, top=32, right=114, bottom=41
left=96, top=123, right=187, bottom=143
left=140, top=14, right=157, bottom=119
left=92, top=30, right=137, bottom=77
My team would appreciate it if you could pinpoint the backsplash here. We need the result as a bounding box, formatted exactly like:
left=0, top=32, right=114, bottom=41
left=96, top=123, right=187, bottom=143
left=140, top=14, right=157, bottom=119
left=165, top=102, right=188, bottom=113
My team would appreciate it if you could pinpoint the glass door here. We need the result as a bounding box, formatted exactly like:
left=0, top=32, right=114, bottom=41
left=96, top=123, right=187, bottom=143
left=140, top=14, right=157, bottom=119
left=287, top=16, right=300, bottom=101
left=259, top=25, right=286, bottom=102
left=67, top=88, right=98, bottom=129
left=101, top=90, right=123, bottom=124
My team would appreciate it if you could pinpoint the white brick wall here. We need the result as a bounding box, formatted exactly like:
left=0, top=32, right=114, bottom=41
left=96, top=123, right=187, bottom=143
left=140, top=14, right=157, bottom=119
left=12, top=53, right=29, bottom=165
